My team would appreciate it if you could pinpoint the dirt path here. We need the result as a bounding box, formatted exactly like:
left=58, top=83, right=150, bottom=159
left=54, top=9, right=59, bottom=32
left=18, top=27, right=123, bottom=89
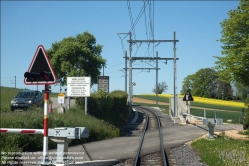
left=133, top=97, right=169, bottom=105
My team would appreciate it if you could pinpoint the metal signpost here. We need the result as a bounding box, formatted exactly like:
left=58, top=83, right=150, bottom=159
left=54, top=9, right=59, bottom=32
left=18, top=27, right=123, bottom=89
left=98, top=76, right=109, bottom=93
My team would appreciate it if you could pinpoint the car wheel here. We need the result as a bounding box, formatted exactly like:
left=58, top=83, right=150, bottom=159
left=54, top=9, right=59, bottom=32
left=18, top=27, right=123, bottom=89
left=11, top=108, right=14, bottom=112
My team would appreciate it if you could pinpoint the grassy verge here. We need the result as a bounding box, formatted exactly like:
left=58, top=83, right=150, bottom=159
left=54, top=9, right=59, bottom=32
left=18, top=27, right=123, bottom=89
left=191, top=135, right=249, bottom=166
left=190, top=108, right=244, bottom=124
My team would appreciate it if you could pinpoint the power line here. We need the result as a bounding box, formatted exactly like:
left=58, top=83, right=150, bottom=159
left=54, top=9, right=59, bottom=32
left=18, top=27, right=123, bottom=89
left=107, top=62, right=125, bottom=68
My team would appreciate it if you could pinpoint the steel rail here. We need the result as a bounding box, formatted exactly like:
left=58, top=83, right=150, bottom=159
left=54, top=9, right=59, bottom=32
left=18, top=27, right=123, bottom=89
left=134, top=106, right=168, bottom=166
left=134, top=108, right=149, bottom=166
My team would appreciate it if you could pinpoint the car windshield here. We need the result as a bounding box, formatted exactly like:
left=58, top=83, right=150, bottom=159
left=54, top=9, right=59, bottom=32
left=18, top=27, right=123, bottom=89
left=16, top=92, right=35, bottom=98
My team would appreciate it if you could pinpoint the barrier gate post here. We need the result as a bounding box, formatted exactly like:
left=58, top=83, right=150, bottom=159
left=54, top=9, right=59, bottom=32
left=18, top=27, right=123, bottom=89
left=40, top=84, right=50, bottom=164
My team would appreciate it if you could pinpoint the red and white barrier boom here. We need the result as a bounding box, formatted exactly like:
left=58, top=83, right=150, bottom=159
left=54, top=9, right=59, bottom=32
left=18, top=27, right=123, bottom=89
left=0, top=129, right=43, bottom=134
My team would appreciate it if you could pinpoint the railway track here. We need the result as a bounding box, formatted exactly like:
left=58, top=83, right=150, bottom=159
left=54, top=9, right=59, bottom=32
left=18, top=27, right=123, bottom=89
left=133, top=106, right=168, bottom=166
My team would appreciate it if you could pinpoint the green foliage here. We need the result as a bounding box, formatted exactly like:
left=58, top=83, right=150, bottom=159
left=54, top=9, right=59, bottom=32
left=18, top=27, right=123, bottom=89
left=76, top=90, right=129, bottom=127
left=180, top=68, right=233, bottom=99
left=234, top=82, right=249, bottom=102
left=152, top=81, right=168, bottom=94
left=214, top=0, right=249, bottom=86
left=181, top=74, right=195, bottom=94
left=192, top=68, right=218, bottom=98
left=46, top=31, right=106, bottom=86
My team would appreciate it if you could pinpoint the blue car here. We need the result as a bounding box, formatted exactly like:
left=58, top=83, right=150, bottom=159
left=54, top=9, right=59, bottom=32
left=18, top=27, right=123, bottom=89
left=10, top=90, right=44, bottom=111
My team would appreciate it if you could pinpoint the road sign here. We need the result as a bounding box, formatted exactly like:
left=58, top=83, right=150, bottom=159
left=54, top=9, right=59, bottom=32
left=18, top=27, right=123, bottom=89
left=67, top=77, right=91, bottom=97
left=98, top=76, right=109, bottom=93
left=24, top=45, right=57, bottom=85
left=58, top=93, right=65, bottom=104
left=183, top=91, right=194, bottom=101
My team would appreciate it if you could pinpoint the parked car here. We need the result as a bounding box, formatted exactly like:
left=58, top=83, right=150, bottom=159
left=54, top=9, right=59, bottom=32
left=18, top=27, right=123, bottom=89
left=10, top=90, right=43, bottom=111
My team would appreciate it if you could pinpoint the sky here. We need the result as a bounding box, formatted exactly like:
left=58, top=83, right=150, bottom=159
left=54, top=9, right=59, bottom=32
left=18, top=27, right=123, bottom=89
left=1, top=1, right=240, bottom=95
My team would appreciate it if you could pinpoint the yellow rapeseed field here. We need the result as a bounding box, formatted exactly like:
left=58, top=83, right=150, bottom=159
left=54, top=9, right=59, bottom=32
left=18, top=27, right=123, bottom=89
left=141, top=94, right=245, bottom=108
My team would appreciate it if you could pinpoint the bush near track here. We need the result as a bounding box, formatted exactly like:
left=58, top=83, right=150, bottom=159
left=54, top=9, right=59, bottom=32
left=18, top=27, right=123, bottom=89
left=76, top=90, right=129, bottom=127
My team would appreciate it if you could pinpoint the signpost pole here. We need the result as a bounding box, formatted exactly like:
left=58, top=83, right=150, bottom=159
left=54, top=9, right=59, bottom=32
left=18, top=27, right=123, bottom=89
left=85, top=97, right=87, bottom=115
left=186, top=92, right=189, bottom=114
left=41, top=85, right=49, bottom=164
left=68, top=96, right=70, bottom=110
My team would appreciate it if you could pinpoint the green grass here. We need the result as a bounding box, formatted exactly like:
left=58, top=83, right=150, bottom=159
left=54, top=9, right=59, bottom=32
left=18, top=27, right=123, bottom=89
left=0, top=86, right=26, bottom=112
left=190, top=108, right=244, bottom=124
left=134, top=95, right=242, bottom=112
left=191, top=136, right=249, bottom=166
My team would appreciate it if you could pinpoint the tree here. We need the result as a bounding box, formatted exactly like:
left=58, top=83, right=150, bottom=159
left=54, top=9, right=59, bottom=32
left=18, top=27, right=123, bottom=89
left=214, top=0, right=249, bottom=86
left=152, top=81, right=168, bottom=94
left=234, top=82, right=249, bottom=102
left=46, top=31, right=106, bottom=86
left=215, top=80, right=233, bottom=100
left=181, top=68, right=218, bottom=98
left=180, top=74, right=195, bottom=94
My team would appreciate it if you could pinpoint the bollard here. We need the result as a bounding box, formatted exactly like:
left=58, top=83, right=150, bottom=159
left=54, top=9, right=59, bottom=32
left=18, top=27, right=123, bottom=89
left=207, top=121, right=215, bottom=139
left=49, top=103, right=52, bottom=113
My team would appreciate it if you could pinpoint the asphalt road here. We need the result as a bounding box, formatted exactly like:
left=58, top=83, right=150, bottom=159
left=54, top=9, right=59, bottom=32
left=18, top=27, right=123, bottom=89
left=83, top=123, right=242, bottom=161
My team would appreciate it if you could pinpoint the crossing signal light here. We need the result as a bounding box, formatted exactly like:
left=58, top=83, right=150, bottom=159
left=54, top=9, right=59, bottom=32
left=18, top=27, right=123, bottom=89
left=24, top=72, right=40, bottom=81
left=24, top=71, right=52, bottom=82
left=40, top=71, right=52, bottom=80
left=24, top=45, right=57, bottom=85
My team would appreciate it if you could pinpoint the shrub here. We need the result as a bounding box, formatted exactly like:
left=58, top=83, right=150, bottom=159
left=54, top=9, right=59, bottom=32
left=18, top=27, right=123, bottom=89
left=75, top=90, right=129, bottom=126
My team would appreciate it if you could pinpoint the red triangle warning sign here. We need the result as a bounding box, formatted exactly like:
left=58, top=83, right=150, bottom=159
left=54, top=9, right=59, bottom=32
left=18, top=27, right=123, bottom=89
left=24, top=45, right=57, bottom=85
left=183, top=91, right=194, bottom=101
